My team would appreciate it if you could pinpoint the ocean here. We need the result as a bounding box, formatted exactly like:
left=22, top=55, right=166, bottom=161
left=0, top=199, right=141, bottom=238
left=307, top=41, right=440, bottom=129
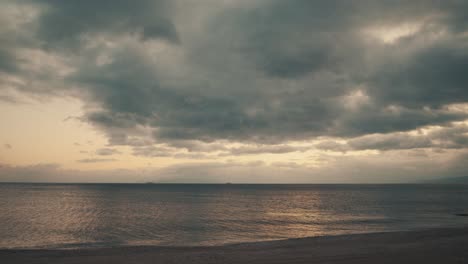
left=0, top=183, right=467, bottom=249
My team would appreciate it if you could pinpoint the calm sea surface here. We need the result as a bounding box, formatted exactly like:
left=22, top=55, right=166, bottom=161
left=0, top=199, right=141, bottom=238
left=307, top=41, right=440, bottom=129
left=0, top=184, right=467, bottom=249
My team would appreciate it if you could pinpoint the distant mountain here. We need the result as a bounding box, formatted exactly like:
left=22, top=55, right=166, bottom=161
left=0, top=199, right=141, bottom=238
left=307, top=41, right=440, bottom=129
left=426, top=176, right=468, bottom=184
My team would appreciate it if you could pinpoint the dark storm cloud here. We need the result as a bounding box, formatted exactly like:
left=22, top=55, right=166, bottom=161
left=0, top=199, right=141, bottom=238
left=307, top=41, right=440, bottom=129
left=0, top=5, right=31, bottom=75
left=31, top=0, right=178, bottom=47
left=217, top=0, right=437, bottom=79
left=1, top=0, right=178, bottom=95
left=219, top=0, right=354, bottom=78
left=200, top=0, right=468, bottom=140
left=75, top=0, right=468, bottom=144
left=2, top=0, right=468, bottom=151
left=70, top=41, right=336, bottom=143
left=0, top=46, right=18, bottom=73
left=335, top=104, right=467, bottom=136
left=75, top=45, right=339, bottom=143
left=368, top=41, right=468, bottom=108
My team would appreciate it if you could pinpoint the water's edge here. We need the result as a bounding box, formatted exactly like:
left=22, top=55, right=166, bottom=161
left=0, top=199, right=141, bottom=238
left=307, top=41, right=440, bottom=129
left=2, top=226, right=467, bottom=252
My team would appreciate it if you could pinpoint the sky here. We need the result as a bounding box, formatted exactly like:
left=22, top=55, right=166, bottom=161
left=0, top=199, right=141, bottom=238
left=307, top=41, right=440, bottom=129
left=1, top=0, right=468, bottom=183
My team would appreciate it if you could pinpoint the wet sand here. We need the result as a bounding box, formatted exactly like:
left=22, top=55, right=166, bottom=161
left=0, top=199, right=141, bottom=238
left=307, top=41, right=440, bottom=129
left=1, top=227, right=467, bottom=264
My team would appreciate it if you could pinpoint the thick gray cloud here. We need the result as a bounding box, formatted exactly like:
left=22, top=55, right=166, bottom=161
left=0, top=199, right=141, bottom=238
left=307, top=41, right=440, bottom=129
left=368, top=40, right=468, bottom=108
left=0, top=3, right=29, bottom=75
left=213, top=0, right=445, bottom=79
left=335, top=104, right=466, bottom=136
left=32, top=0, right=178, bottom=47
left=0, top=46, right=18, bottom=73
left=2, top=0, right=468, bottom=153
left=316, top=122, right=468, bottom=152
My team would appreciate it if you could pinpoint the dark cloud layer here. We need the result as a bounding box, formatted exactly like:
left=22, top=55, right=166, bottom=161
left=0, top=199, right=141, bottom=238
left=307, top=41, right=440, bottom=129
left=1, top=0, right=468, bottom=153
left=32, top=0, right=178, bottom=46
left=369, top=41, right=468, bottom=108
left=0, top=46, right=18, bottom=73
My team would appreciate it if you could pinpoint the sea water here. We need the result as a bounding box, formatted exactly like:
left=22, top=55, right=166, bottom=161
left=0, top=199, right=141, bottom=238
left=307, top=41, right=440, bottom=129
left=0, top=183, right=467, bottom=249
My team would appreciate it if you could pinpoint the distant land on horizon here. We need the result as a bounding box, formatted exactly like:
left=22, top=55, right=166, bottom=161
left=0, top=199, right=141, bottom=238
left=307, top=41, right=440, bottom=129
left=1, top=177, right=468, bottom=184
left=425, top=176, right=468, bottom=184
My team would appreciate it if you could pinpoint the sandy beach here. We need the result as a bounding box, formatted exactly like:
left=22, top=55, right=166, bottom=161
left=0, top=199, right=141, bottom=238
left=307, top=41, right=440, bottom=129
left=1, top=227, right=467, bottom=264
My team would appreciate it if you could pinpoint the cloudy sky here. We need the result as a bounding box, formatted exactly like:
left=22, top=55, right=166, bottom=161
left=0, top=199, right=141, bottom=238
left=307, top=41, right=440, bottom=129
left=1, top=0, right=468, bottom=183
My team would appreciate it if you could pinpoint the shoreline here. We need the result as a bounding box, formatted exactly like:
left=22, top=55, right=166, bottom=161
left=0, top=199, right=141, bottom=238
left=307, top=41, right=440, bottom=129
left=1, top=226, right=463, bottom=251
left=2, top=227, right=468, bottom=263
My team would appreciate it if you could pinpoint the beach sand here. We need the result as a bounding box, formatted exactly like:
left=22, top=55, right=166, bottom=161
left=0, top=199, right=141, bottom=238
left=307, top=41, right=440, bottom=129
left=1, top=227, right=467, bottom=264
